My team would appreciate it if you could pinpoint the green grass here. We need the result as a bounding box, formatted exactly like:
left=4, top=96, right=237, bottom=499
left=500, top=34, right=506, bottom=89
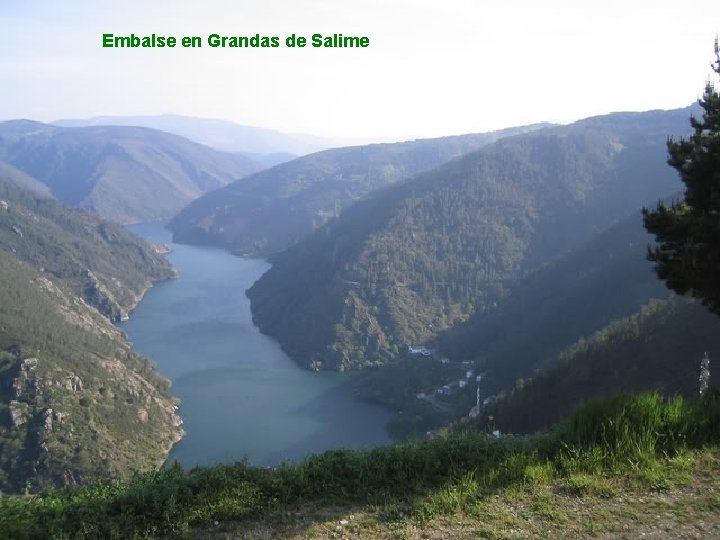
left=1, top=389, right=719, bottom=539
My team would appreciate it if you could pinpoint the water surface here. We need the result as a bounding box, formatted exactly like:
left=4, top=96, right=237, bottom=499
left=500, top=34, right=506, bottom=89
left=123, top=223, right=390, bottom=468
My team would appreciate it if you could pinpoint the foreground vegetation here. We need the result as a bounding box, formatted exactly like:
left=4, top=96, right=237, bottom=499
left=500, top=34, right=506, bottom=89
left=2, top=390, right=719, bottom=539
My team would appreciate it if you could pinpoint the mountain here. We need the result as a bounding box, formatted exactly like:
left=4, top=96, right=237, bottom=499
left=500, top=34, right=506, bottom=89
left=479, top=296, right=720, bottom=434
left=0, top=179, right=183, bottom=493
left=54, top=114, right=333, bottom=156
left=435, top=211, right=669, bottom=390
left=350, top=210, right=673, bottom=439
left=169, top=124, right=551, bottom=256
left=246, top=107, right=694, bottom=371
left=0, top=161, right=50, bottom=196
left=0, top=120, right=261, bottom=224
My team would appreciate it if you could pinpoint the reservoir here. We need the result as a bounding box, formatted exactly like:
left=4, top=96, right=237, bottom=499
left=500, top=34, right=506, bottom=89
left=122, top=223, right=391, bottom=468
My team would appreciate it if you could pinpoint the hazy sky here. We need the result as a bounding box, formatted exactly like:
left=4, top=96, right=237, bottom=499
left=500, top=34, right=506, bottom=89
left=1, top=0, right=719, bottom=140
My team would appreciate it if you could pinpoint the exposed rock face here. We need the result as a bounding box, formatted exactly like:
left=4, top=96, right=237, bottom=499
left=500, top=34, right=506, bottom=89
left=152, top=243, right=172, bottom=254
left=0, top=274, right=184, bottom=494
left=62, top=374, right=83, bottom=392
left=0, top=179, right=184, bottom=494
left=83, top=269, right=124, bottom=321
left=43, top=408, right=54, bottom=431
left=9, top=400, right=29, bottom=427
left=11, top=358, right=38, bottom=398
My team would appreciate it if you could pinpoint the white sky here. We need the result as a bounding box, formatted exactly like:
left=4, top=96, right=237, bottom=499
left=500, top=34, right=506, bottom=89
left=1, top=0, right=719, bottom=140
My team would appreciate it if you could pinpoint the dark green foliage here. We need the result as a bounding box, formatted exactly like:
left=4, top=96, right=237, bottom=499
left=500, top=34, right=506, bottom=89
left=436, top=211, right=668, bottom=391
left=353, top=356, right=469, bottom=439
left=248, top=108, right=693, bottom=371
left=481, top=297, right=720, bottom=434
left=0, top=178, right=174, bottom=319
left=0, top=179, right=183, bottom=494
left=0, top=120, right=261, bottom=224
left=643, top=43, right=720, bottom=315
left=169, top=124, right=550, bottom=256
left=0, top=390, right=717, bottom=539
left=351, top=211, right=675, bottom=438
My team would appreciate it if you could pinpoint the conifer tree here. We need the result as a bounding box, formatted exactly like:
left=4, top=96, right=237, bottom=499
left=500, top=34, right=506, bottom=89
left=643, top=40, right=720, bottom=315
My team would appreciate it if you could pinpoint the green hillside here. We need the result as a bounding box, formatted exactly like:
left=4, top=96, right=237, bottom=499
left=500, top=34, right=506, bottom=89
left=0, top=120, right=261, bottom=224
left=436, top=211, right=668, bottom=389
left=1, top=390, right=718, bottom=538
left=350, top=211, right=672, bottom=439
left=480, top=296, right=720, bottom=434
left=0, top=179, right=174, bottom=321
left=168, top=124, right=550, bottom=256
left=0, top=179, right=183, bottom=494
left=247, top=108, right=692, bottom=371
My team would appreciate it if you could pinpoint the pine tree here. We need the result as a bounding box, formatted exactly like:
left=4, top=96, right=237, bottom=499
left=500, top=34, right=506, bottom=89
left=643, top=40, right=720, bottom=315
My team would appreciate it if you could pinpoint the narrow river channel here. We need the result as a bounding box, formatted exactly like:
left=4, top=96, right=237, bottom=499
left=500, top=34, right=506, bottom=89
left=122, top=223, right=391, bottom=468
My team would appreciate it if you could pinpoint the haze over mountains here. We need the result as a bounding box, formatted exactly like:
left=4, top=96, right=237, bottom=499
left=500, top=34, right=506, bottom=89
left=1, top=102, right=718, bottom=497
left=431, top=207, right=720, bottom=436
left=169, top=123, right=551, bottom=256
left=0, top=120, right=261, bottom=224
left=54, top=114, right=341, bottom=157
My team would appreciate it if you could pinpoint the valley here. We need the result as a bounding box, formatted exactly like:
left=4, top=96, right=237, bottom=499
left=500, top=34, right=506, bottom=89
left=4, top=3, right=720, bottom=537
left=1, top=95, right=719, bottom=540
left=122, top=223, right=390, bottom=469
left=0, top=120, right=261, bottom=224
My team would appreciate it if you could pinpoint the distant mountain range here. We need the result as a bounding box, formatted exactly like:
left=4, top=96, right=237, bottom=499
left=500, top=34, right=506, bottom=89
left=246, top=107, right=695, bottom=371
left=169, top=124, right=552, bottom=256
left=1, top=100, right=717, bottom=497
left=53, top=114, right=338, bottom=157
left=0, top=120, right=261, bottom=223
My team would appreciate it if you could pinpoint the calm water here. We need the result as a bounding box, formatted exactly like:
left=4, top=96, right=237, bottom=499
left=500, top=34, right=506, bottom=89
left=122, top=223, right=390, bottom=468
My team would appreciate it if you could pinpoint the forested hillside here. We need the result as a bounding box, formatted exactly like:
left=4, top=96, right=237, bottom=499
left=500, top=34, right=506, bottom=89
left=480, top=296, right=720, bottom=434
left=435, top=211, right=669, bottom=390
left=348, top=210, right=672, bottom=438
left=247, top=108, right=693, bottom=371
left=169, top=124, right=549, bottom=256
left=0, top=120, right=261, bottom=223
left=0, top=180, right=175, bottom=321
left=0, top=179, right=183, bottom=493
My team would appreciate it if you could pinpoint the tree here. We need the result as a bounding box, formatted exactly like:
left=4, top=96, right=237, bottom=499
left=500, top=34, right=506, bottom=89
left=643, top=39, right=720, bottom=315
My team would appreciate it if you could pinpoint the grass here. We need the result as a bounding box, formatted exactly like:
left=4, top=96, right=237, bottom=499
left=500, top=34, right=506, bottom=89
left=1, top=389, right=720, bottom=539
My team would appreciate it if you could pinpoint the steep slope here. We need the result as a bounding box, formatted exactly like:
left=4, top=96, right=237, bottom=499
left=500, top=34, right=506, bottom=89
left=351, top=212, right=674, bottom=439
left=169, top=124, right=550, bottom=256
left=247, top=107, right=693, bottom=371
left=0, top=160, right=51, bottom=196
left=0, top=179, right=183, bottom=493
left=435, top=211, right=669, bottom=390
left=480, top=296, right=720, bottom=434
left=0, top=120, right=261, bottom=223
left=0, top=179, right=175, bottom=320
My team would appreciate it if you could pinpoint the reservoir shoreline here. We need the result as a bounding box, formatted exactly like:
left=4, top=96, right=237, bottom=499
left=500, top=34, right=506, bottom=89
left=123, top=222, right=391, bottom=469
